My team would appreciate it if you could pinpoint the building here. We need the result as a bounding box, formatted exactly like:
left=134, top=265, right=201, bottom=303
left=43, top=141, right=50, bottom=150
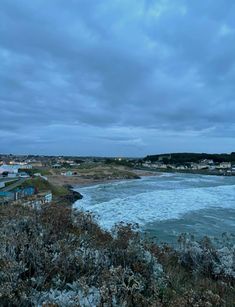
left=176, top=165, right=187, bottom=170
left=0, top=186, right=35, bottom=201
left=18, top=164, right=32, bottom=169
left=218, top=162, right=231, bottom=169
left=52, top=163, right=62, bottom=168
left=9, top=191, right=52, bottom=209
left=0, top=164, right=19, bottom=175
left=7, top=173, right=18, bottom=178
left=40, top=191, right=53, bottom=203
left=14, top=186, right=36, bottom=200
left=200, top=159, right=214, bottom=165
left=61, top=171, right=75, bottom=176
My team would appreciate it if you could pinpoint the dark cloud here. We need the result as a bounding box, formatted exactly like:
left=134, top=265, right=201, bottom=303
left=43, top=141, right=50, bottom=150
left=0, top=0, right=234, bottom=155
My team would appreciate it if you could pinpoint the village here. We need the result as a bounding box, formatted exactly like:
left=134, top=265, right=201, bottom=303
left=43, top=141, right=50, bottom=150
left=0, top=161, right=52, bottom=207
left=142, top=158, right=235, bottom=175
left=0, top=154, right=138, bottom=206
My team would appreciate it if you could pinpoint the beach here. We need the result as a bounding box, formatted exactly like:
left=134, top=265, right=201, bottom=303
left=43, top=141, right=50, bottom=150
left=47, top=167, right=159, bottom=187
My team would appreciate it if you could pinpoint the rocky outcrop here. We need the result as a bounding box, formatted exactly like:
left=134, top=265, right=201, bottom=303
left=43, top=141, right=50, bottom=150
left=58, top=185, right=83, bottom=204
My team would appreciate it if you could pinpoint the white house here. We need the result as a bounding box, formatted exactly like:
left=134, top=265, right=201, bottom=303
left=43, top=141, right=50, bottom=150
left=44, top=192, right=52, bottom=203
left=19, top=164, right=32, bottom=169
left=0, top=164, right=20, bottom=175
left=218, top=162, right=231, bottom=169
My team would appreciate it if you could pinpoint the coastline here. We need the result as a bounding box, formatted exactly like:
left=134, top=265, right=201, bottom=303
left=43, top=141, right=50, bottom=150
left=137, top=166, right=234, bottom=177
left=1, top=174, right=234, bottom=306
left=60, top=169, right=162, bottom=211
left=47, top=168, right=160, bottom=188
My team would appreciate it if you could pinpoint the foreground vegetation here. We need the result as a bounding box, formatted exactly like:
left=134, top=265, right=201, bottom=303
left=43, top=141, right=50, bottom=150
left=0, top=202, right=234, bottom=306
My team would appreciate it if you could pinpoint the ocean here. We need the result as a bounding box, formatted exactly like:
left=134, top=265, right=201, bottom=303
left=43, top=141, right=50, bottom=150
left=73, top=173, right=235, bottom=243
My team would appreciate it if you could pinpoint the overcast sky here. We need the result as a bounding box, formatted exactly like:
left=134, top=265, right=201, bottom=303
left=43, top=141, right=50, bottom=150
left=1, top=0, right=235, bottom=156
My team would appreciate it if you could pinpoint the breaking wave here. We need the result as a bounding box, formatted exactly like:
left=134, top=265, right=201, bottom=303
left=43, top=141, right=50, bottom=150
left=74, top=174, right=235, bottom=230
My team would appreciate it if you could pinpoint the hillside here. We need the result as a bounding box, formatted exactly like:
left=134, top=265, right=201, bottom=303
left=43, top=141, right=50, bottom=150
left=0, top=201, right=234, bottom=306
left=145, top=152, right=235, bottom=164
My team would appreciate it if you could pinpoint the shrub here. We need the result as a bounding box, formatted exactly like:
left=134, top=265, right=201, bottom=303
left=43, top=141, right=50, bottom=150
left=0, top=204, right=234, bottom=306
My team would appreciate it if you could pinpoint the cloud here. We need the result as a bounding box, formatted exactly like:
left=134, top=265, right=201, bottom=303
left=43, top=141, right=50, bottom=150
left=0, top=0, right=234, bottom=155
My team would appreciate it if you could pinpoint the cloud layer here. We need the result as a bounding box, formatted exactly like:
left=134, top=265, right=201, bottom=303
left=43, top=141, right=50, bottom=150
left=1, top=0, right=235, bottom=155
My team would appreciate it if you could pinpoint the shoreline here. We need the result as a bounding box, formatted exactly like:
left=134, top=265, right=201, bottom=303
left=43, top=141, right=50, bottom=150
left=64, top=170, right=161, bottom=209
left=136, top=167, right=234, bottom=177
left=47, top=169, right=160, bottom=189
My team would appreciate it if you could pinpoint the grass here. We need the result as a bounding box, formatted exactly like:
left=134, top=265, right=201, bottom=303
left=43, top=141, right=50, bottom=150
left=20, top=177, right=69, bottom=197
left=20, top=168, right=52, bottom=176
left=3, top=179, right=19, bottom=187
left=65, top=164, right=140, bottom=179
left=51, top=163, right=139, bottom=179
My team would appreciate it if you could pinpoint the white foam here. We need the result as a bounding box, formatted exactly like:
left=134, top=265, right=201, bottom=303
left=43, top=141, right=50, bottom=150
left=74, top=183, right=235, bottom=230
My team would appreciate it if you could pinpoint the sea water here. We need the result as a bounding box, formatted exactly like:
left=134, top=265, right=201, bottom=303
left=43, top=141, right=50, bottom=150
left=74, top=173, right=235, bottom=243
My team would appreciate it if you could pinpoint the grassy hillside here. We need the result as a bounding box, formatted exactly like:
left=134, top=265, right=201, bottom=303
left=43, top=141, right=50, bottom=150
left=20, top=168, right=52, bottom=176
left=20, top=177, right=68, bottom=196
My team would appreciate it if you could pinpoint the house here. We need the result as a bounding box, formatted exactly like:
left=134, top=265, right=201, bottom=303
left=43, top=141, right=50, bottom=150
left=176, top=165, right=187, bottom=170
left=18, top=164, right=32, bottom=169
left=159, top=164, right=168, bottom=169
left=14, top=186, right=36, bottom=200
left=142, top=163, right=151, bottom=168
left=44, top=191, right=52, bottom=203
left=69, top=163, right=80, bottom=167
left=198, top=160, right=211, bottom=169
left=200, top=159, right=214, bottom=165
left=61, top=171, right=73, bottom=176
left=0, top=164, right=19, bottom=175
left=7, top=173, right=18, bottom=178
left=0, top=186, right=36, bottom=201
left=39, top=192, right=52, bottom=207
left=52, top=163, right=62, bottom=168
left=10, top=191, right=52, bottom=209
left=218, top=162, right=231, bottom=169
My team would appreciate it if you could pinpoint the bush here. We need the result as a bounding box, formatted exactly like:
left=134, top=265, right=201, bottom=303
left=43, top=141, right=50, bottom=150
left=0, top=204, right=234, bottom=306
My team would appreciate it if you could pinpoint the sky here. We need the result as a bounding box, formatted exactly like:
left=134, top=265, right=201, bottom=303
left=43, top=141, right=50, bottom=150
left=0, top=0, right=235, bottom=157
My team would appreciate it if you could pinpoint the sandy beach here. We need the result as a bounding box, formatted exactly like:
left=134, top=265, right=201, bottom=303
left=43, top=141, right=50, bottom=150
left=47, top=168, right=160, bottom=187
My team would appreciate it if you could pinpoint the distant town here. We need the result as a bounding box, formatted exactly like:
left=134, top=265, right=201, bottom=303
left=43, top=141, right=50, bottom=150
left=0, top=152, right=235, bottom=206
left=142, top=152, right=235, bottom=175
